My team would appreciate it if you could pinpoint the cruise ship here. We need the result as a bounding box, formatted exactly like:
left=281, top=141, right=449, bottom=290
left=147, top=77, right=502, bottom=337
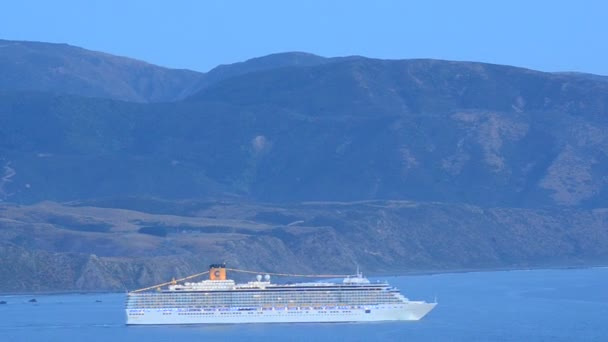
left=126, top=264, right=436, bottom=325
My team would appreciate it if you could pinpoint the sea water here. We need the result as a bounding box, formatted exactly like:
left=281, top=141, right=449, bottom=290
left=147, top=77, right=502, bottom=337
left=0, top=267, right=606, bottom=341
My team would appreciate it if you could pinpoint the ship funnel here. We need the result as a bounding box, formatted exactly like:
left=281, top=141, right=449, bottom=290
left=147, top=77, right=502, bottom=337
left=209, top=263, right=227, bottom=281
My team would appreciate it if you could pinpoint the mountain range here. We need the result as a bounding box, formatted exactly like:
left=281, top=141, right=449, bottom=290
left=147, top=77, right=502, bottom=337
left=1, top=39, right=607, bottom=292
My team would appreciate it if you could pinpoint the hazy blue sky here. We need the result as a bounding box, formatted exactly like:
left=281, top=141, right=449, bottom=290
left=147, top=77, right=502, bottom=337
left=1, top=0, right=606, bottom=74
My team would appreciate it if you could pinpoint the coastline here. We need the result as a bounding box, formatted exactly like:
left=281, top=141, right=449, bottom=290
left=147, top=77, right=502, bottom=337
left=372, top=262, right=608, bottom=277
left=2, top=263, right=607, bottom=296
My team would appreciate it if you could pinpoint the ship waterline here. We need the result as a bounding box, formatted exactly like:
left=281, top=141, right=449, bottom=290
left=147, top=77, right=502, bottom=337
left=126, top=264, right=436, bottom=325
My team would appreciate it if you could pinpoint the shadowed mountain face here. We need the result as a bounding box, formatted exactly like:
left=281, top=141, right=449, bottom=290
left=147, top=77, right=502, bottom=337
left=1, top=41, right=608, bottom=291
left=188, top=58, right=608, bottom=207
left=192, top=58, right=608, bottom=119
left=1, top=50, right=607, bottom=207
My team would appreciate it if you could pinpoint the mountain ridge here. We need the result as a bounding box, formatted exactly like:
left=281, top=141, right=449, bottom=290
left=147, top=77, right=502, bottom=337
left=5, top=38, right=606, bottom=104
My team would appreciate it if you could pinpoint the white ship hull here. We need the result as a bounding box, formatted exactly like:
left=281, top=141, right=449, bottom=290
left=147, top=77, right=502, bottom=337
left=126, top=302, right=436, bottom=325
left=126, top=265, right=437, bottom=325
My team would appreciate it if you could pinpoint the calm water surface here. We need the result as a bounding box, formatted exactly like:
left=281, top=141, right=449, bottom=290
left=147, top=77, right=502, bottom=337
left=0, top=267, right=606, bottom=341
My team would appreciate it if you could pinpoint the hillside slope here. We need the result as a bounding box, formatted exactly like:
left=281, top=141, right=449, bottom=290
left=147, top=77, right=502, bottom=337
left=1, top=57, right=607, bottom=207
left=1, top=200, right=607, bottom=292
left=0, top=39, right=205, bottom=102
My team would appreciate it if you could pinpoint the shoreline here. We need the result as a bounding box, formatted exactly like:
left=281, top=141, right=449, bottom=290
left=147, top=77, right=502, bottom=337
left=371, top=262, right=608, bottom=277
left=1, top=263, right=607, bottom=296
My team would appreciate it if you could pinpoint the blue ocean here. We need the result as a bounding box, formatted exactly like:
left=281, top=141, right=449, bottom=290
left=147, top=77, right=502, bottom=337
left=1, top=267, right=606, bottom=341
